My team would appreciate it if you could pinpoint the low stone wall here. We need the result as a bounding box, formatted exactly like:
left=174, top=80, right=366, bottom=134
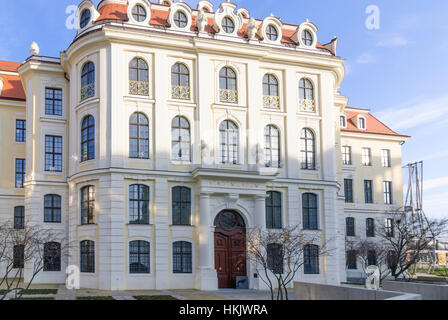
left=293, top=282, right=421, bottom=300
left=382, top=280, right=448, bottom=300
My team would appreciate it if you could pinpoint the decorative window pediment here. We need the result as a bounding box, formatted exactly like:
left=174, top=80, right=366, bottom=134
left=197, top=0, right=213, bottom=13
left=127, top=0, right=152, bottom=25
left=168, top=2, right=193, bottom=31
left=291, top=19, right=318, bottom=49
left=77, top=0, right=100, bottom=33
left=259, top=15, right=283, bottom=44
left=213, top=2, right=243, bottom=36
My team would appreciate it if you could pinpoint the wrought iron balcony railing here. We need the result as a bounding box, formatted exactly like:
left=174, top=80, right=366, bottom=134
left=129, top=80, right=150, bottom=96
left=263, top=95, right=280, bottom=109
left=171, top=85, right=191, bottom=100
left=80, top=83, right=95, bottom=101
left=219, top=89, right=238, bottom=104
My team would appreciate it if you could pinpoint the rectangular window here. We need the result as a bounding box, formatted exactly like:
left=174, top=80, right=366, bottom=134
left=362, top=148, right=371, bottom=166
left=45, top=88, right=63, bottom=116
left=346, top=250, right=357, bottom=270
left=304, top=245, right=319, bottom=275
left=267, top=244, right=284, bottom=274
left=80, top=240, right=95, bottom=273
left=358, top=117, right=366, bottom=130
left=16, top=120, right=26, bottom=142
left=342, top=146, right=352, bottom=165
left=383, top=181, right=393, bottom=205
left=366, top=218, right=375, bottom=237
left=45, top=135, right=63, bottom=172
left=80, top=186, right=95, bottom=225
left=173, top=241, right=192, bottom=274
left=381, top=149, right=391, bottom=168
left=367, top=250, right=377, bottom=266
left=385, top=218, right=394, bottom=238
left=364, top=180, right=373, bottom=204
left=13, top=245, right=24, bottom=269
left=344, top=179, right=353, bottom=203
left=346, top=217, right=355, bottom=237
left=15, top=159, right=25, bottom=188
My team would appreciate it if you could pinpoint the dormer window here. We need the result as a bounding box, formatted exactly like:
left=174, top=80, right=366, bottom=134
left=174, top=11, right=188, bottom=28
left=222, top=17, right=235, bottom=34
left=302, top=30, right=313, bottom=46
left=358, top=116, right=366, bottom=130
left=132, top=5, right=147, bottom=22
left=266, top=25, right=278, bottom=41
left=340, top=115, right=347, bottom=128
left=80, top=9, right=91, bottom=29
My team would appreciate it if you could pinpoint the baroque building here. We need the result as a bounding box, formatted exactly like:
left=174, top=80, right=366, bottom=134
left=0, top=0, right=409, bottom=290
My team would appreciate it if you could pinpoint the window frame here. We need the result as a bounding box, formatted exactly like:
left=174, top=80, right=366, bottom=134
left=346, top=217, right=355, bottom=237
left=129, top=184, right=150, bottom=225
left=44, top=194, right=62, bottom=223
left=80, top=62, right=95, bottom=101
left=344, top=178, right=354, bottom=204
left=304, top=244, right=319, bottom=275
left=172, top=241, right=193, bottom=274
left=15, top=158, right=25, bottom=189
left=382, top=149, right=391, bottom=168
left=364, top=180, right=373, bottom=204
left=302, top=193, right=318, bottom=230
left=131, top=4, right=147, bottom=22
left=219, top=120, right=239, bottom=165
left=81, top=115, right=95, bottom=162
left=79, top=9, right=91, bottom=29
left=16, top=119, right=26, bottom=142
left=264, top=125, right=281, bottom=168
left=80, top=186, right=95, bottom=225
left=221, top=17, right=235, bottom=34
left=366, top=218, right=375, bottom=238
left=13, top=245, right=24, bottom=269
left=43, top=242, right=61, bottom=272
left=45, top=87, right=63, bottom=116
left=129, top=240, right=150, bottom=274
left=129, top=112, right=150, bottom=159
left=171, top=116, right=191, bottom=162
left=266, top=191, right=282, bottom=229
left=342, top=146, right=352, bottom=165
left=300, top=128, right=316, bottom=170
left=266, top=25, right=278, bottom=41
left=361, top=148, right=372, bottom=166
left=385, top=218, right=395, bottom=238
left=45, top=135, right=63, bottom=172
left=80, top=240, right=95, bottom=273
left=301, top=29, right=314, bottom=46
left=346, top=250, right=357, bottom=270
left=172, top=186, right=192, bottom=226
left=173, top=10, right=188, bottom=28
left=171, top=63, right=190, bottom=100
left=267, top=243, right=284, bottom=274
left=383, top=181, right=393, bottom=205
left=14, top=206, right=25, bottom=230
left=219, top=67, right=238, bottom=104
left=299, top=78, right=314, bottom=101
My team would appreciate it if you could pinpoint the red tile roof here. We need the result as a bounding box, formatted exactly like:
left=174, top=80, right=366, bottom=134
left=0, top=60, right=22, bottom=73
left=0, top=74, right=26, bottom=101
left=95, top=4, right=333, bottom=53
left=342, top=107, right=409, bottom=138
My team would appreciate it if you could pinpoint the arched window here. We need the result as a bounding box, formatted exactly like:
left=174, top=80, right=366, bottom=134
left=267, top=243, right=283, bottom=274
left=44, top=242, right=61, bottom=272
left=264, top=125, right=280, bottom=168
left=129, top=184, right=150, bottom=224
left=174, top=10, right=188, bottom=28
left=299, top=78, right=314, bottom=101
left=302, top=193, right=318, bottom=230
left=304, top=244, right=319, bottom=274
left=171, top=63, right=190, bottom=100
left=219, top=67, right=238, bottom=103
left=80, top=9, right=91, bottom=29
left=172, top=187, right=191, bottom=226
left=171, top=116, right=191, bottom=161
left=44, top=194, right=61, bottom=223
left=263, top=74, right=279, bottom=108
left=266, top=191, right=282, bottom=229
left=221, top=17, right=235, bottom=33
left=173, top=241, right=192, bottom=274
left=81, top=62, right=95, bottom=101
left=302, top=30, right=313, bottom=46
left=219, top=120, right=239, bottom=165
left=81, top=115, right=95, bottom=162
left=14, top=206, right=25, bottom=230
left=129, top=58, right=149, bottom=96
left=129, top=240, right=150, bottom=274
left=266, top=25, right=278, bottom=41
left=80, top=186, right=95, bottom=225
left=300, top=128, right=315, bottom=170
left=129, top=112, right=149, bottom=159
left=80, top=240, right=95, bottom=273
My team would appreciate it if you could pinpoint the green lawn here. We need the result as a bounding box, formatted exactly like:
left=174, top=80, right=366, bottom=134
left=20, top=289, right=58, bottom=295
left=10, top=297, right=56, bottom=300
left=76, top=296, right=115, bottom=300
left=134, top=295, right=179, bottom=301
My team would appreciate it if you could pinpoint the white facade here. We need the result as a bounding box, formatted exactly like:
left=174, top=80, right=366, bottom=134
left=0, top=0, right=408, bottom=291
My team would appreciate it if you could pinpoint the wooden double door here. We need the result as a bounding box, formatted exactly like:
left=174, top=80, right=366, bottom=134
left=214, top=210, right=247, bottom=289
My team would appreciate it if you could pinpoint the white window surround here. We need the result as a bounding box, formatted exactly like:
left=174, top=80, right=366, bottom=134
left=261, top=68, right=283, bottom=110
left=125, top=108, right=153, bottom=161
left=299, top=189, right=323, bottom=231
left=297, top=73, right=319, bottom=114
left=127, top=0, right=152, bottom=26
left=214, top=62, right=244, bottom=107
left=168, top=57, right=195, bottom=104
left=214, top=113, right=245, bottom=167
left=197, top=1, right=213, bottom=13
left=126, top=239, right=152, bottom=276
left=40, top=78, right=67, bottom=120
left=170, top=240, right=195, bottom=275
left=77, top=53, right=99, bottom=105
left=259, top=16, right=283, bottom=45
left=126, top=181, right=152, bottom=225
left=168, top=111, right=194, bottom=165
left=168, top=2, right=193, bottom=31
left=76, top=1, right=100, bottom=33
left=77, top=107, right=98, bottom=167
left=292, top=20, right=318, bottom=49
left=124, top=51, right=153, bottom=100
left=299, top=124, right=321, bottom=172
left=169, top=184, right=195, bottom=226
left=357, top=115, right=367, bottom=130
left=213, top=1, right=243, bottom=37
left=340, top=115, right=347, bottom=128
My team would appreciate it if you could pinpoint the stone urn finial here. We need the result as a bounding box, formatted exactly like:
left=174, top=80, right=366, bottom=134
left=30, top=42, right=40, bottom=56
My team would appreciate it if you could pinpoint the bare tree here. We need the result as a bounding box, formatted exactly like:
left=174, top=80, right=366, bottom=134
left=247, top=225, right=332, bottom=300
left=0, top=220, right=69, bottom=300
left=376, top=212, right=448, bottom=281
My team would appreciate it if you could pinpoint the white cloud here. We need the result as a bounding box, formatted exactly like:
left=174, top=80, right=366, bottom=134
left=375, top=95, right=448, bottom=131
left=376, top=34, right=408, bottom=47
left=422, top=191, right=448, bottom=220
left=356, top=53, right=375, bottom=64
left=424, top=176, right=448, bottom=191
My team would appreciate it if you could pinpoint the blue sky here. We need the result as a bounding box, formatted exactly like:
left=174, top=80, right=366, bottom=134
left=1, top=0, right=447, bottom=219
